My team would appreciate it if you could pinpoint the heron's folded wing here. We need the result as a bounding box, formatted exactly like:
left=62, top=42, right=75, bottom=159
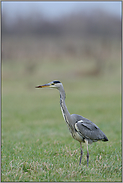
left=75, top=120, right=103, bottom=141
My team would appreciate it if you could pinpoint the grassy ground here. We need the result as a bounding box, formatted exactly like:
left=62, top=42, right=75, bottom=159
left=2, top=50, right=121, bottom=181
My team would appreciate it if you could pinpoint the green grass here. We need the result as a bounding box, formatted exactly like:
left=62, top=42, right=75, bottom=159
left=2, top=57, right=121, bottom=181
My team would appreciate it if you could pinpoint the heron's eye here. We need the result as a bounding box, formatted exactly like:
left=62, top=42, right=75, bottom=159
left=51, top=83, right=54, bottom=85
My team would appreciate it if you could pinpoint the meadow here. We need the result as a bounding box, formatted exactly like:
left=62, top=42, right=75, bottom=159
left=1, top=36, right=121, bottom=181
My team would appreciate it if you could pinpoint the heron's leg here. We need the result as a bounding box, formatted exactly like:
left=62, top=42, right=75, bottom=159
left=85, top=139, right=89, bottom=167
left=79, top=142, right=83, bottom=165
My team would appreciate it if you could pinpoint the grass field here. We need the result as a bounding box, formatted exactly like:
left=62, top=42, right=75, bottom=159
left=2, top=44, right=121, bottom=181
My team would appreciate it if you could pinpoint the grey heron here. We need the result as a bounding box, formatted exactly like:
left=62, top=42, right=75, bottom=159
left=36, top=80, right=108, bottom=166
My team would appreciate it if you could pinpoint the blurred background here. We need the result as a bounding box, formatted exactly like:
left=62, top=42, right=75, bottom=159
left=2, top=2, right=121, bottom=84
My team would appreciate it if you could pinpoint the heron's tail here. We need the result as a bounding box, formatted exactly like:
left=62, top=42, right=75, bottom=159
left=102, top=136, right=108, bottom=141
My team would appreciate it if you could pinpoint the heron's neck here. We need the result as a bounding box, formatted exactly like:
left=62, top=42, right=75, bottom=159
left=59, top=88, right=73, bottom=129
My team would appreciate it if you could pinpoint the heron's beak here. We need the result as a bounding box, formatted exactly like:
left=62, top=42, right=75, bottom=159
left=35, top=84, right=50, bottom=88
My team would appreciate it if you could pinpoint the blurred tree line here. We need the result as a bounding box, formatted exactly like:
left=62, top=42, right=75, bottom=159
left=2, top=9, right=121, bottom=78
left=2, top=9, right=121, bottom=39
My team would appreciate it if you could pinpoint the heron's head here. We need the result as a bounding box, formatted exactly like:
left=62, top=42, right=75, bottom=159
left=35, top=80, right=62, bottom=89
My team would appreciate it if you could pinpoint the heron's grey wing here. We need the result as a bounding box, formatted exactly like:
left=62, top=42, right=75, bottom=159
left=71, top=114, right=108, bottom=142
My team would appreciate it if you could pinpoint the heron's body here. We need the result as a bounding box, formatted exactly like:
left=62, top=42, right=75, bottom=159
left=36, top=80, right=108, bottom=166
